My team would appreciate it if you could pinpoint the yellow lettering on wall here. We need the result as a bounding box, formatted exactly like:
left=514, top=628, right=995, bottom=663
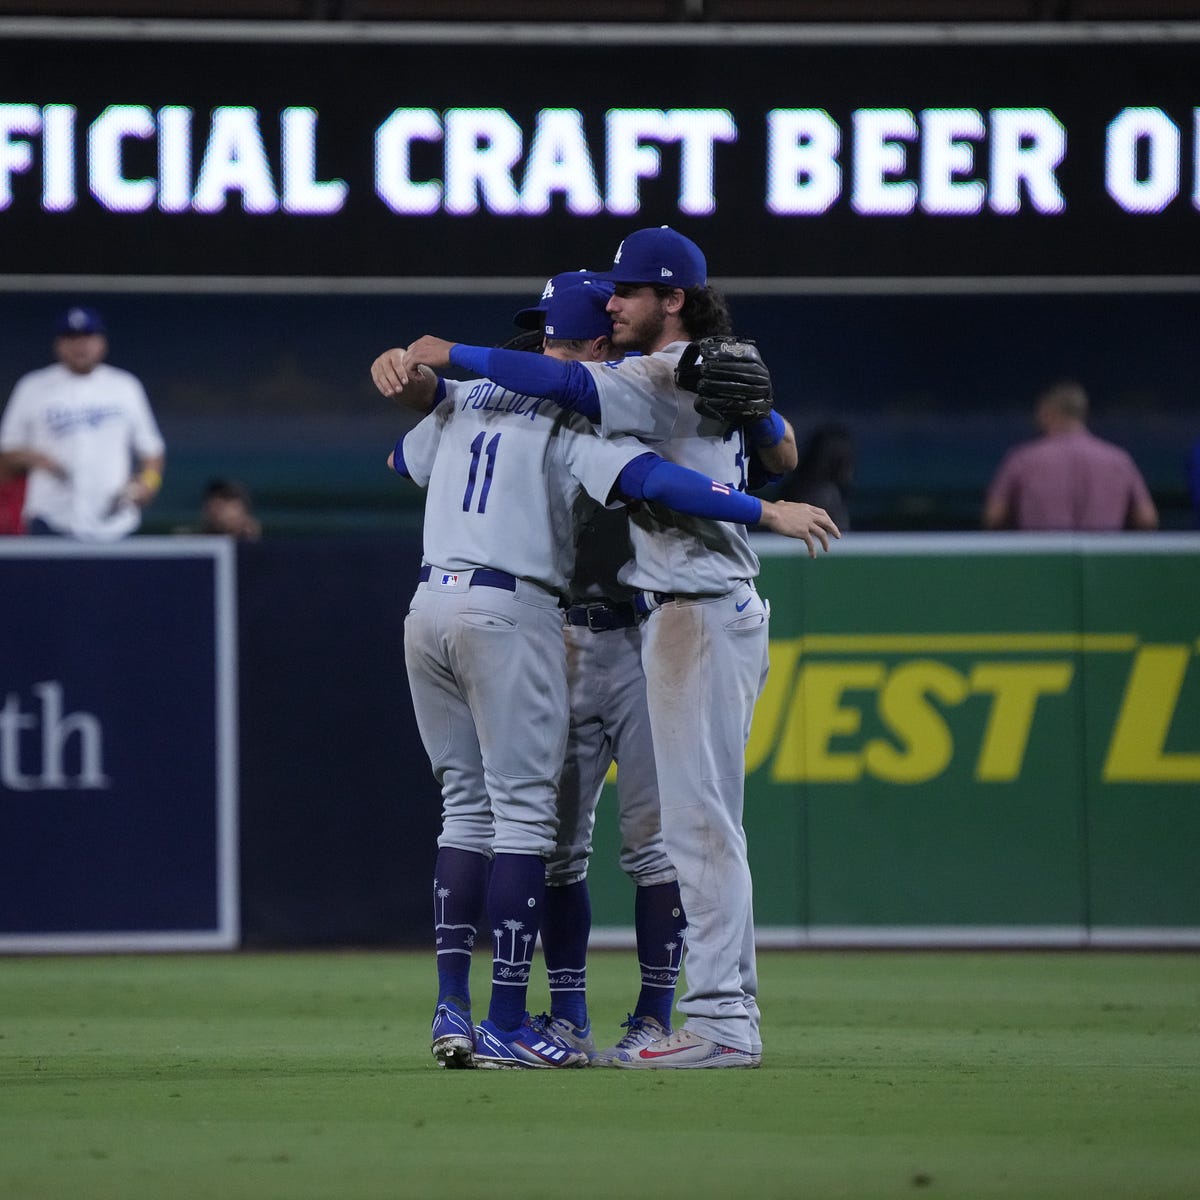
left=970, top=663, right=1074, bottom=782
left=773, top=662, right=884, bottom=782
left=747, top=639, right=803, bottom=774
left=865, top=660, right=967, bottom=784
left=1104, top=645, right=1200, bottom=781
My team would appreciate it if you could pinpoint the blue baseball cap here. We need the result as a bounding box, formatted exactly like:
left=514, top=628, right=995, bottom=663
left=513, top=269, right=598, bottom=329
left=55, top=306, right=107, bottom=337
left=599, top=226, right=707, bottom=289
left=543, top=279, right=615, bottom=341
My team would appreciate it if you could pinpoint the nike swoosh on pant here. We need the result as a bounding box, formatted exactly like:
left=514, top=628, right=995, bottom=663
left=735, top=598, right=751, bottom=612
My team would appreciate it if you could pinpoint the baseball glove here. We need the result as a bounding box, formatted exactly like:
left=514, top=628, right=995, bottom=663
left=675, top=336, right=775, bottom=424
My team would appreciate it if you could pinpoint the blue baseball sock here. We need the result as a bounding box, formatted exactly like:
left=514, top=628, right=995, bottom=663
left=634, top=880, right=687, bottom=1029
left=433, top=846, right=488, bottom=1012
left=486, top=852, right=546, bottom=1031
left=542, top=879, right=591, bottom=1028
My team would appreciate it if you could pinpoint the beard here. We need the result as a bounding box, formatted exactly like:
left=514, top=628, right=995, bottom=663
left=611, top=302, right=668, bottom=354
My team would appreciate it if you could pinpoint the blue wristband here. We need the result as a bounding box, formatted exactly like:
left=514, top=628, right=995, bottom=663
left=747, top=410, right=786, bottom=448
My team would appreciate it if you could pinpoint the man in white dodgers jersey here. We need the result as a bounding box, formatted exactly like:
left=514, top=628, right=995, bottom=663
left=0, top=306, right=164, bottom=540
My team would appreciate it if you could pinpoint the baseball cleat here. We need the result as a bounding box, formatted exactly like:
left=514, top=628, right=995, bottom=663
left=611, top=1026, right=762, bottom=1069
left=590, top=1014, right=670, bottom=1067
left=430, top=1001, right=476, bottom=1069
left=472, top=1015, right=590, bottom=1069
left=533, top=1013, right=596, bottom=1058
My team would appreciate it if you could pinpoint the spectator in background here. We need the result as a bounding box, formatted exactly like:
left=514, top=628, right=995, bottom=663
left=983, top=380, right=1158, bottom=532
left=182, top=477, right=262, bottom=541
left=779, top=421, right=855, bottom=532
left=0, top=306, right=165, bottom=539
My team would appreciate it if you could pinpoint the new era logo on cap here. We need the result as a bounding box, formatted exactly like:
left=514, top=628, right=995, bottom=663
left=599, top=226, right=707, bottom=289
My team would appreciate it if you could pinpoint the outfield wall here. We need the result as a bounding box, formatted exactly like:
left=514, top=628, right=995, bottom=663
left=2, top=533, right=1197, bottom=950
left=587, top=533, right=1200, bottom=947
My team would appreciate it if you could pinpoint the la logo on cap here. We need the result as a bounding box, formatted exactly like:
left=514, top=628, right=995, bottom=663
left=67, top=308, right=90, bottom=331
left=541, top=279, right=555, bottom=300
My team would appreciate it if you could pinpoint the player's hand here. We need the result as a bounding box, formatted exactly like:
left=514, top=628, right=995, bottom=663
left=371, top=348, right=410, bottom=398
left=757, top=501, right=840, bottom=557
left=403, top=335, right=457, bottom=375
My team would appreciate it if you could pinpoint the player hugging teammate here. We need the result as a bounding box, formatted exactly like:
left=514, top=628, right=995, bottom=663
left=373, top=227, right=838, bottom=1070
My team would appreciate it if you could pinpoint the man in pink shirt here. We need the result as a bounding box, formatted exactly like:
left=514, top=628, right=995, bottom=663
left=983, top=381, right=1159, bottom=532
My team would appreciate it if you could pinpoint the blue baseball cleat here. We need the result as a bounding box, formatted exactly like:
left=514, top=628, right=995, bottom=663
left=431, top=1001, right=475, bottom=1069
left=472, top=1014, right=590, bottom=1069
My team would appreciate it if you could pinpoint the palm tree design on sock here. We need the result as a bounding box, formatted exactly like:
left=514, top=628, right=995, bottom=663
left=493, top=919, right=534, bottom=983
left=669, top=927, right=687, bottom=973
left=640, top=927, right=687, bottom=987
left=434, top=880, right=475, bottom=954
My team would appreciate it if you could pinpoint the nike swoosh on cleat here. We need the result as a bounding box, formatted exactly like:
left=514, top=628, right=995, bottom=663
left=735, top=598, right=751, bottom=612
left=637, top=1044, right=697, bottom=1059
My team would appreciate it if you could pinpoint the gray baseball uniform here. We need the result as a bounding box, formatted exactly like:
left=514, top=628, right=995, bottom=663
left=398, top=376, right=647, bottom=860
left=583, top=342, right=769, bottom=1056
left=550, top=503, right=674, bottom=892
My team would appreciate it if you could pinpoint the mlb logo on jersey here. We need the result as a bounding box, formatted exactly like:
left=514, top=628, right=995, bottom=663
left=438, top=572, right=461, bottom=587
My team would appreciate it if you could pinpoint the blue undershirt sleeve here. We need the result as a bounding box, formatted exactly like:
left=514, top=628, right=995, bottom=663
left=391, top=438, right=409, bottom=477
left=617, top=453, right=763, bottom=524
left=449, top=344, right=601, bottom=420
left=746, top=410, right=787, bottom=448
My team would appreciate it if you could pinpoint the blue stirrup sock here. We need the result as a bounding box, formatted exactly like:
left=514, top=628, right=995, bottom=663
left=486, top=852, right=547, bottom=1031
left=542, top=879, right=592, bottom=1028
left=634, top=880, right=688, bottom=1029
left=433, top=846, right=488, bottom=1012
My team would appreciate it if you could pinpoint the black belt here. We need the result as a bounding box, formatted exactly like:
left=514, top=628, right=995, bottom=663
left=418, top=565, right=517, bottom=591
left=564, top=599, right=639, bottom=631
left=633, top=591, right=677, bottom=617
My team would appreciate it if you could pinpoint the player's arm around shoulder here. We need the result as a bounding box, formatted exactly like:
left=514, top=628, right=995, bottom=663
left=372, top=353, right=442, bottom=414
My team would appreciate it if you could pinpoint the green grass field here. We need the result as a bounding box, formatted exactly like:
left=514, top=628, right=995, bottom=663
left=1, top=950, right=1197, bottom=1200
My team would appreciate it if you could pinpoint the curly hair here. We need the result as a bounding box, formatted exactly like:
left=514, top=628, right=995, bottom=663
left=652, top=284, right=733, bottom=340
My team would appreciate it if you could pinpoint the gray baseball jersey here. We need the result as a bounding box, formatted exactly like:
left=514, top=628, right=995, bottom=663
left=399, top=376, right=646, bottom=859
left=584, top=343, right=760, bottom=596
left=402, top=377, right=643, bottom=595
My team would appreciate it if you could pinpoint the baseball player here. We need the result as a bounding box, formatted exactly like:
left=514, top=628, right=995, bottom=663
left=380, top=275, right=836, bottom=1070
left=0, top=306, right=165, bottom=539
left=380, top=271, right=689, bottom=1064
left=380, top=226, right=839, bottom=1068
left=513, top=273, right=690, bottom=1064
